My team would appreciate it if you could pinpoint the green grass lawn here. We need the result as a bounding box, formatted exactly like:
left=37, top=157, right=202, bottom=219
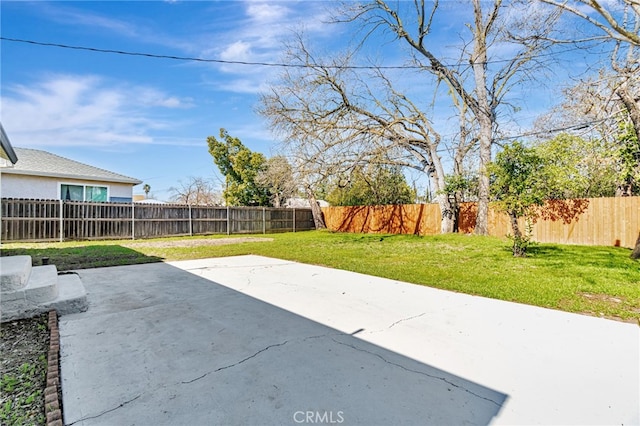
left=2, top=231, right=639, bottom=322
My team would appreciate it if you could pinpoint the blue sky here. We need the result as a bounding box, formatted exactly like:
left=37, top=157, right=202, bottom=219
left=0, top=1, right=606, bottom=201
left=1, top=1, right=346, bottom=200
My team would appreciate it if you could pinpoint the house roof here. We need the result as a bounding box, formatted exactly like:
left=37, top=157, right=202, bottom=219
left=134, top=198, right=166, bottom=204
left=3, top=148, right=142, bottom=185
left=0, top=123, right=18, bottom=166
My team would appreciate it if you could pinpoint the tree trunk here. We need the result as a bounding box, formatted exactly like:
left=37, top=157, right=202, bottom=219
left=475, top=136, right=492, bottom=235
left=470, top=0, right=496, bottom=236
left=616, top=184, right=633, bottom=197
left=615, top=81, right=640, bottom=144
left=428, top=138, right=457, bottom=234
left=631, top=233, right=640, bottom=260
left=509, top=211, right=526, bottom=257
left=435, top=193, right=456, bottom=234
left=509, top=211, right=522, bottom=239
left=305, top=185, right=326, bottom=229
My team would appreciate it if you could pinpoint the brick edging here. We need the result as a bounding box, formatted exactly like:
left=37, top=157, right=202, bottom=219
left=45, top=310, right=63, bottom=426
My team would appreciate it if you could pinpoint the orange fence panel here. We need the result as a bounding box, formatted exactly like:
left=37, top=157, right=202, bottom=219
left=322, top=197, right=640, bottom=248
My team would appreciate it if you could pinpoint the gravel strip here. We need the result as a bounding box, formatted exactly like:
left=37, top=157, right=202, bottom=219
left=123, top=237, right=273, bottom=249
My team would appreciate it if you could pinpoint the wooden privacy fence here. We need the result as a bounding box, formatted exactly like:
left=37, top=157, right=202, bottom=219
left=322, top=196, right=640, bottom=249
left=0, top=198, right=315, bottom=242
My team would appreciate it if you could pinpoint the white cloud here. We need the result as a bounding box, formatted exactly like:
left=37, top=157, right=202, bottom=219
left=220, top=40, right=253, bottom=62
left=137, top=88, right=194, bottom=109
left=40, top=4, right=142, bottom=39
left=154, top=97, right=189, bottom=108
left=0, top=74, right=191, bottom=148
left=216, top=78, right=269, bottom=95
left=205, top=1, right=336, bottom=93
left=246, top=3, right=290, bottom=23
left=38, top=3, right=197, bottom=53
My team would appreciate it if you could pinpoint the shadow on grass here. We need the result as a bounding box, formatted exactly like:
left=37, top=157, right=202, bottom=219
left=527, top=244, right=559, bottom=255
left=527, top=243, right=635, bottom=268
left=0, top=245, right=163, bottom=271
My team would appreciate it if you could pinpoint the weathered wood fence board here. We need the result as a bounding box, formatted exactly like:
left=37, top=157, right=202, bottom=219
left=1, top=198, right=314, bottom=242
left=322, top=197, right=640, bottom=249
left=5, top=197, right=638, bottom=248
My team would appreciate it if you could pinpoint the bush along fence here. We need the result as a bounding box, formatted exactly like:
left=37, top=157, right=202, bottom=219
left=0, top=198, right=315, bottom=242
left=322, top=196, right=640, bottom=249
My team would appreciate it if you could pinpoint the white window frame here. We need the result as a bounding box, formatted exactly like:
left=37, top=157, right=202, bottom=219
left=58, top=182, right=110, bottom=202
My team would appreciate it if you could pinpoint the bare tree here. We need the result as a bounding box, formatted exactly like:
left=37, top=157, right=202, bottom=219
left=259, top=38, right=461, bottom=232
left=540, top=0, right=640, bottom=46
left=261, top=0, right=559, bottom=234
left=169, top=176, right=223, bottom=206
left=256, top=156, right=297, bottom=208
left=611, top=43, right=640, bottom=147
left=539, top=0, right=639, bottom=140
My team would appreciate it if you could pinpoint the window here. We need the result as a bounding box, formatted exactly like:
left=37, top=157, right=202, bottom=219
left=85, top=186, right=108, bottom=202
left=61, top=184, right=83, bottom=201
left=61, top=184, right=108, bottom=202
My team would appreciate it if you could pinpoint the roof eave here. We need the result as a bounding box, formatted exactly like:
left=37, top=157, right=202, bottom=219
left=0, top=123, right=18, bottom=165
left=2, top=168, right=142, bottom=185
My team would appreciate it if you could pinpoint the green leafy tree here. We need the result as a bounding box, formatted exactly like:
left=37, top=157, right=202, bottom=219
left=207, top=129, right=271, bottom=206
left=534, top=131, right=639, bottom=198
left=614, top=120, right=640, bottom=259
left=615, top=122, right=640, bottom=196
left=327, top=165, right=416, bottom=206
left=491, top=139, right=602, bottom=256
left=535, top=133, right=618, bottom=198
left=489, top=142, right=549, bottom=256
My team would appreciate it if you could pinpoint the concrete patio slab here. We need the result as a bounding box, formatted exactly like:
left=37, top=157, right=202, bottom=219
left=60, top=255, right=639, bottom=425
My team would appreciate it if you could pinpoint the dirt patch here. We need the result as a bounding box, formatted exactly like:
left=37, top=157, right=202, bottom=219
left=579, top=292, right=626, bottom=305
left=558, top=292, right=640, bottom=325
left=124, top=237, right=274, bottom=249
left=0, top=313, right=49, bottom=425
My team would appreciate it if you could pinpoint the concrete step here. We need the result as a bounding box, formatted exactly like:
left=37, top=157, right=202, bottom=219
left=2, top=265, right=59, bottom=304
left=43, top=273, right=88, bottom=316
left=0, top=255, right=32, bottom=291
left=1, top=260, right=88, bottom=322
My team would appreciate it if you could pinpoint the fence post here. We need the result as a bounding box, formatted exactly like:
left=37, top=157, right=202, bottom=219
left=293, top=208, right=296, bottom=233
left=131, top=202, right=135, bottom=240
left=263, top=207, right=266, bottom=234
left=188, top=204, right=193, bottom=236
left=227, top=206, right=231, bottom=235
left=59, top=200, right=64, bottom=242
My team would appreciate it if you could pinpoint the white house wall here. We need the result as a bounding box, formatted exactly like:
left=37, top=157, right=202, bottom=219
left=104, top=182, right=134, bottom=200
left=0, top=173, right=134, bottom=201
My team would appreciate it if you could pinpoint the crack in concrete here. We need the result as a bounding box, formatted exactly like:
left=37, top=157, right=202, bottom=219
left=181, top=340, right=290, bottom=384
left=238, top=279, right=302, bottom=292
left=356, top=312, right=428, bottom=336
left=329, top=337, right=502, bottom=407
left=186, top=262, right=296, bottom=274
left=243, top=275, right=252, bottom=289
left=271, top=281, right=301, bottom=288
left=388, top=312, right=427, bottom=329
left=180, top=332, right=345, bottom=385
left=66, top=394, right=141, bottom=425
